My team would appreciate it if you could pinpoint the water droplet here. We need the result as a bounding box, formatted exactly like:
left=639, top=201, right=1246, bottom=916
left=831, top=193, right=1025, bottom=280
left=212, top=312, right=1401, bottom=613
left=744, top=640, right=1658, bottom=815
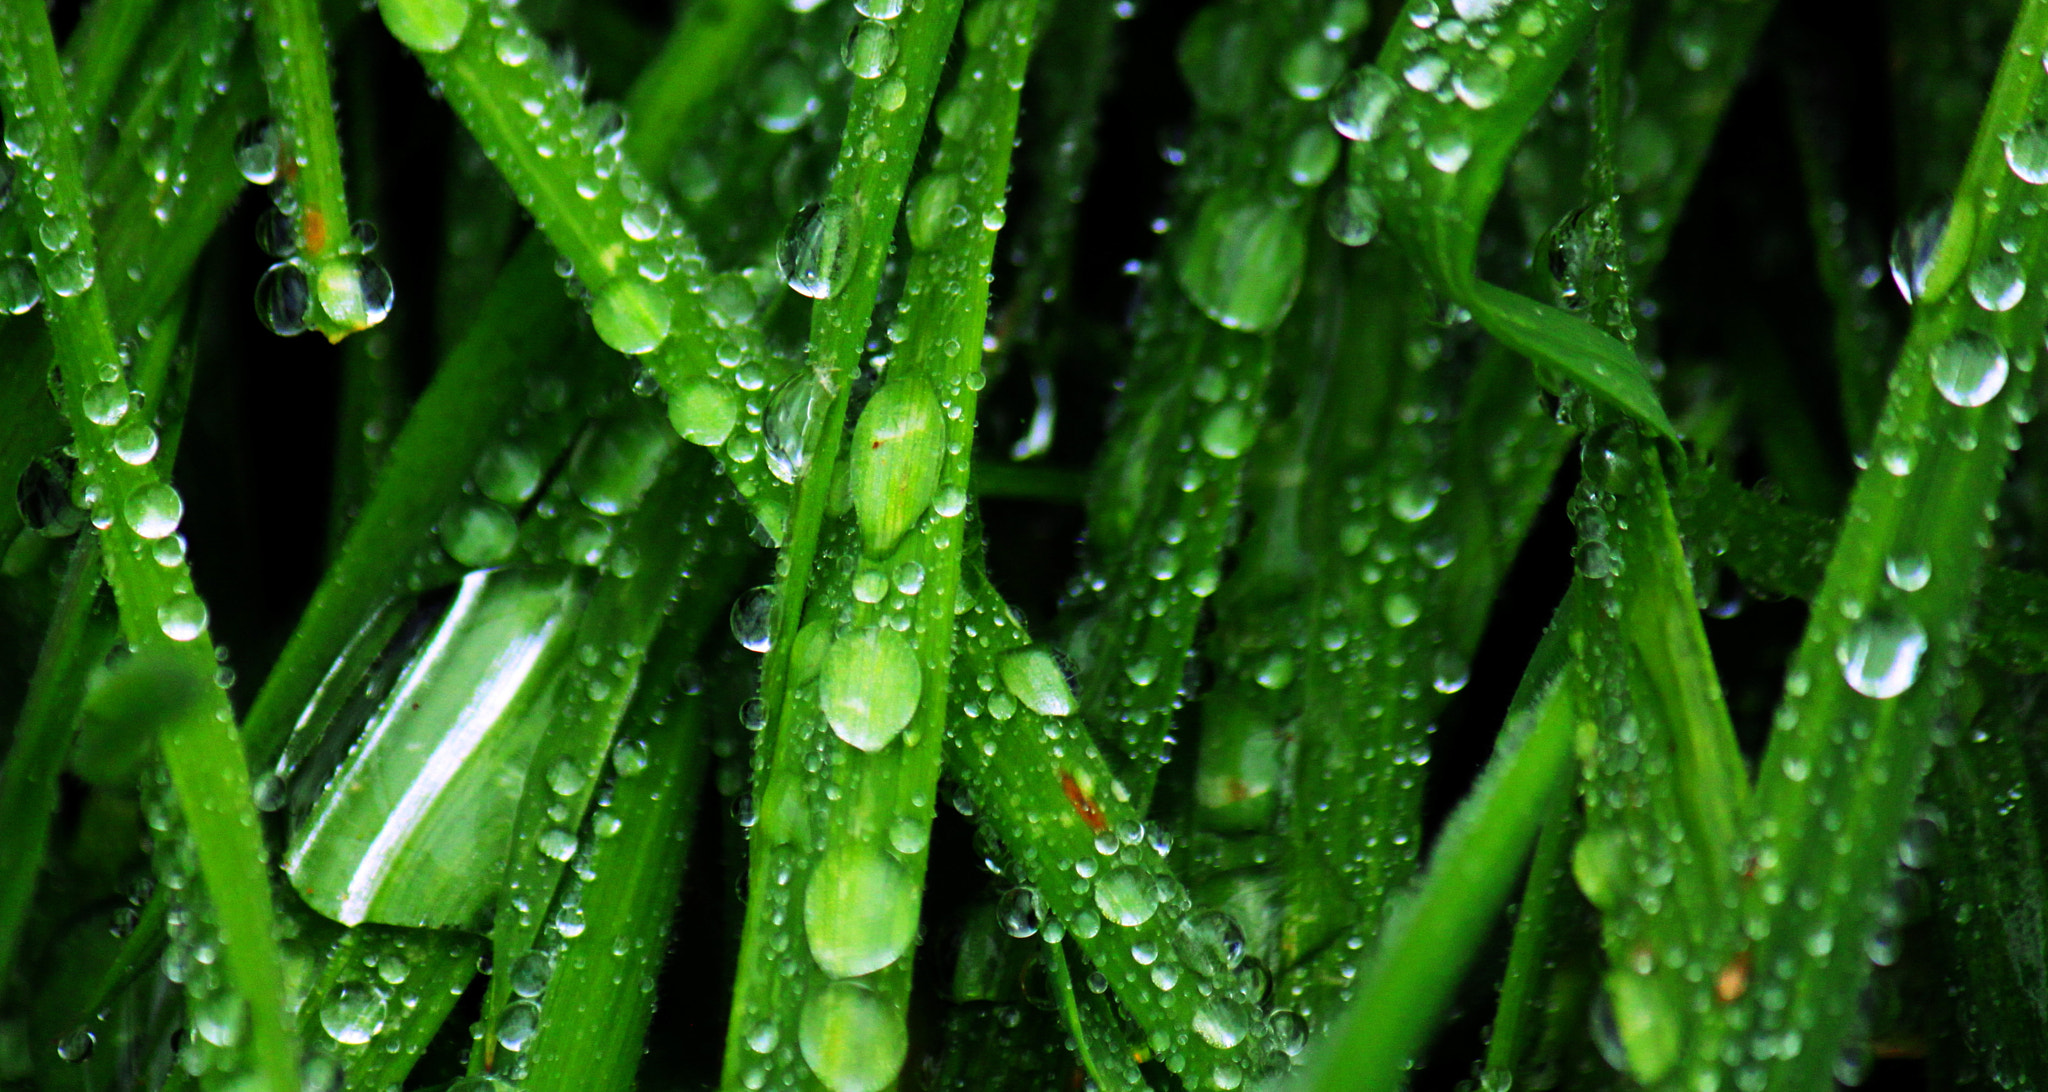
left=591, top=279, right=672, bottom=355
left=126, top=482, right=182, bottom=539
left=1837, top=612, right=1927, bottom=700
left=1270, top=1010, right=1309, bottom=1056
left=1175, top=190, right=1305, bottom=333
left=1287, top=125, right=1340, bottom=187
left=842, top=20, right=899, bottom=79
left=731, top=586, right=775, bottom=653
left=234, top=119, right=280, bottom=185
left=320, top=981, right=388, bottom=1045
left=1884, top=552, right=1930, bottom=592
left=438, top=500, right=517, bottom=567
left=1600, top=972, right=1681, bottom=1083
left=999, top=647, right=1074, bottom=716
left=475, top=443, right=542, bottom=506
left=1426, top=132, right=1472, bottom=173
left=998, top=887, right=1041, bottom=938
left=1889, top=206, right=1948, bottom=305
left=2006, top=119, right=2048, bottom=184
left=822, top=627, right=923, bottom=751
left=0, top=256, right=40, bottom=313
left=1092, top=867, right=1157, bottom=927
left=765, top=374, right=829, bottom=485
left=380, top=0, right=469, bottom=52
left=1280, top=38, right=1344, bottom=100
left=495, top=999, right=541, bottom=1052
left=780, top=200, right=856, bottom=300
left=1930, top=330, right=2008, bottom=407
left=1199, top=404, right=1257, bottom=458
left=1453, top=63, right=1507, bottom=109
left=1329, top=67, right=1400, bottom=141
left=1193, top=996, right=1251, bottom=1049
left=1325, top=183, right=1381, bottom=246
left=805, top=843, right=918, bottom=977
left=256, top=261, right=311, bottom=336
left=83, top=382, right=129, bottom=427
left=113, top=422, right=159, bottom=466
left=1968, top=252, right=2025, bottom=311
left=55, top=1027, right=93, bottom=1063
left=613, top=737, right=651, bottom=777
left=538, top=828, right=578, bottom=861
left=907, top=171, right=964, bottom=250
left=851, top=375, right=945, bottom=555
left=1389, top=479, right=1439, bottom=522
left=799, top=981, right=906, bottom=1092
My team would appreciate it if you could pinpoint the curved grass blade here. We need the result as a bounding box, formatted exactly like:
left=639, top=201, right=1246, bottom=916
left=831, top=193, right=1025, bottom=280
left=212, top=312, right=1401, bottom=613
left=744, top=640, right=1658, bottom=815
left=1692, top=3, right=2048, bottom=1085
left=1338, top=0, right=1675, bottom=443
left=0, top=0, right=297, bottom=1086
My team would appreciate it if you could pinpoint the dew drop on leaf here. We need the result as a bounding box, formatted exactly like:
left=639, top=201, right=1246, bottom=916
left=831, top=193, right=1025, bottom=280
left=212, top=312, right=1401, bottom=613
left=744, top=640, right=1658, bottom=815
left=1930, top=330, right=2008, bottom=408
left=1836, top=611, right=1927, bottom=699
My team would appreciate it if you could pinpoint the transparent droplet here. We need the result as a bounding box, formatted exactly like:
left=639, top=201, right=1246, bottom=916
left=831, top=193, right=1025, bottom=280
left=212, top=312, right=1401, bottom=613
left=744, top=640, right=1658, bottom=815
left=805, top=842, right=918, bottom=977
left=1888, top=206, right=1948, bottom=305
left=438, top=500, right=517, bottom=568
left=126, top=482, right=183, bottom=540
left=799, top=982, right=906, bottom=1092
left=1329, top=67, right=1400, bottom=141
left=1325, top=183, right=1381, bottom=246
left=256, top=261, right=311, bottom=336
left=1175, top=190, right=1305, bottom=333
left=1091, top=867, right=1158, bottom=927
left=591, top=279, right=672, bottom=356
left=821, top=628, right=923, bottom=751
left=113, top=422, right=159, bottom=466
left=1884, top=552, right=1931, bottom=592
left=320, top=981, right=388, bottom=1046
left=780, top=200, right=856, bottom=300
left=153, top=594, right=201, bottom=643
left=842, top=20, right=899, bottom=79
left=998, top=887, right=1041, bottom=938
left=1968, top=252, right=2025, bottom=312
left=765, top=375, right=828, bottom=484
left=731, top=585, right=775, bottom=653
left=0, top=256, right=41, bottom=314
left=1930, top=330, right=2008, bottom=408
left=2005, top=119, right=2048, bottom=184
left=1836, top=612, right=1927, bottom=700
left=495, top=1000, right=541, bottom=1052
left=55, top=1027, right=93, bottom=1063
left=234, top=119, right=281, bottom=185
left=754, top=61, right=822, bottom=133
left=1279, top=38, right=1344, bottom=100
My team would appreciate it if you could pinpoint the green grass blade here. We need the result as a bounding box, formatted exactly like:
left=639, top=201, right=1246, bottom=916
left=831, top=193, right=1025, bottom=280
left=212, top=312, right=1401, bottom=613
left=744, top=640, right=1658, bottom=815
left=295, top=925, right=484, bottom=1090
left=1292, top=618, right=1581, bottom=1092
left=0, top=537, right=105, bottom=989
left=1342, top=0, right=1675, bottom=443
left=0, top=0, right=297, bottom=1086
left=1696, top=2, right=2048, bottom=1085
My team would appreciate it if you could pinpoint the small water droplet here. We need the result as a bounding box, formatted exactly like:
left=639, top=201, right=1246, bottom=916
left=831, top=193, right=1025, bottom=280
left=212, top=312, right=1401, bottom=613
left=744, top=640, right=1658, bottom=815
left=1930, top=329, right=2008, bottom=407
left=1837, top=612, right=1927, bottom=700
left=1329, top=67, right=1400, bottom=141
left=2006, top=119, right=2048, bottom=184
left=320, top=981, right=388, bottom=1045
left=780, top=200, right=856, bottom=300
left=842, top=20, right=899, bottom=79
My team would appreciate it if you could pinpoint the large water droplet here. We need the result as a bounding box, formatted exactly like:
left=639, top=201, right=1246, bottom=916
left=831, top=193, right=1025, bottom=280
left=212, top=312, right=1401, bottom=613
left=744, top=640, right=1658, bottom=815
left=256, top=261, right=311, bottom=336
left=1888, top=207, right=1948, bottom=305
left=591, top=279, right=672, bottom=355
left=1885, top=552, right=1931, bottom=592
left=1092, top=867, right=1158, bottom=927
left=320, top=981, right=388, bottom=1045
left=1329, top=67, right=1400, bottom=141
left=1325, top=183, right=1381, bottom=246
left=2006, top=119, right=2048, bottom=184
left=799, top=981, right=906, bottom=1092
left=158, top=595, right=207, bottom=641
left=1968, top=252, right=2025, bottom=312
left=765, top=375, right=829, bottom=485
left=234, top=119, right=280, bottom=185
left=495, top=999, right=541, bottom=1052
left=439, top=500, right=517, bottom=567
left=780, top=201, right=856, bottom=300
left=380, top=0, right=469, bottom=52
left=755, top=60, right=823, bottom=133
left=731, top=585, right=775, bottom=653
left=1837, top=612, right=1927, bottom=700
left=126, top=482, right=182, bottom=539
left=805, top=843, right=918, bottom=977
left=1930, top=330, right=2008, bottom=407
left=821, top=627, right=923, bottom=751
left=998, top=647, right=1074, bottom=717
left=1279, top=38, right=1343, bottom=100
left=842, top=20, right=899, bottom=79
left=1175, top=190, right=1305, bottom=333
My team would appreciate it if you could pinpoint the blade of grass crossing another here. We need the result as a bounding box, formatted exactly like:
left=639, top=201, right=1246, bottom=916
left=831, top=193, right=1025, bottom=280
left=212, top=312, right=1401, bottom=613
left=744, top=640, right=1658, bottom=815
left=0, top=2, right=298, bottom=1089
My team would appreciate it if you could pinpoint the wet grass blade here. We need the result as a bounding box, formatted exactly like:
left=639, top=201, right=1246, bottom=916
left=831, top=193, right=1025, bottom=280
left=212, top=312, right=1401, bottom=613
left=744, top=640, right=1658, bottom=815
left=1293, top=609, right=1581, bottom=1092
left=1697, top=2, right=2048, bottom=1085
left=0, top=0, right=297, bottom=1086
